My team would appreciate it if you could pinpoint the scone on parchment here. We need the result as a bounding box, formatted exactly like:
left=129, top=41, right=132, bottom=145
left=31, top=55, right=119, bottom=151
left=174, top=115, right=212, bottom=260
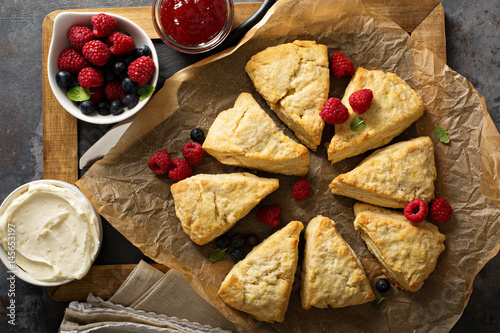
left=245, top=40, right=329, bottom=151
left=203, top=93, right=310, bottom=176
left=171, top=173, right=279, bottom=245
left=218, top=221, right=303, bottom=323
left=329, top=136, right=436, bottom=208
left=353, top=203, right=445, bottom=292
left=327, top=67, right=426, bottom=164
left=301, top=216, right=374, bottom=310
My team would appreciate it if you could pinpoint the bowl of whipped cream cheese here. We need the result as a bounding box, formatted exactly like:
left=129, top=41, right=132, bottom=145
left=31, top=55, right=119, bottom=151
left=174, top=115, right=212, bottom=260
left=0, top=180, right=102, bottom=286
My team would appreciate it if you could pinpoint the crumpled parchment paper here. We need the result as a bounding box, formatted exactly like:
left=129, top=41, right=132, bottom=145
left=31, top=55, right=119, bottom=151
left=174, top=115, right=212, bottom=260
left=77, top=0, right=500, bottom=331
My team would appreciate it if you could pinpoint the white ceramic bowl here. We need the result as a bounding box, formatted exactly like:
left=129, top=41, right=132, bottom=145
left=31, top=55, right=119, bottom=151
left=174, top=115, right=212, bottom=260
left=47, top=12, right=159, bottom=125
left=0, top=180, right=102, bottom=287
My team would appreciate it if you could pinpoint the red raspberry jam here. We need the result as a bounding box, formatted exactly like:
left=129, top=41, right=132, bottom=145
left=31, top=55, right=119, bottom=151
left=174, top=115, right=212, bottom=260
left=159, top=0, right=228, bottom=47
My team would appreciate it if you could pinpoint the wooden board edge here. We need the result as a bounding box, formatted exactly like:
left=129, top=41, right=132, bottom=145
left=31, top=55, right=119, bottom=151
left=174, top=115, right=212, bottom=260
left=411, top=2, right=447, bottom=63
left=47, top=263, right=169, bottom=301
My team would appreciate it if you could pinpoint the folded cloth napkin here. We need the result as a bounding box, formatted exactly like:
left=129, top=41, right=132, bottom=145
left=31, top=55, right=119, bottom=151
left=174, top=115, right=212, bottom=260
left=59, top=260, right=237, bottom=333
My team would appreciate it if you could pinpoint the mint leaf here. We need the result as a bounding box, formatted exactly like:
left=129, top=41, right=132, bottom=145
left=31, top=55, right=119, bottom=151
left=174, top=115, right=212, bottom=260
left=371, top=295, right=386, bottom=310
left=137, top=85, right=155, bottom=100
left=434, top=125, right=450, bottom=144
left=67, top=86, right=91, bottom=102
left=209, top=248, right=227, bottom=262
left=350, top=117, right=366, bottom=131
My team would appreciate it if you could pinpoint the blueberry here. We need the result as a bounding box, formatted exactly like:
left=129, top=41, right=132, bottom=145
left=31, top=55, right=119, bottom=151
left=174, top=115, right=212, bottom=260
left=190, top=128, right=205, bottom=144
left=79, top=100, right=93, bottom=115
left=122, top=77, right=135, bottom=93
left=124, top=57, right=135, bottom=67
left=56, top=71, right=71, bottom=88
left=104, top=69, right=117, bottom=82
left=230, top=233, right=245, bottom=249
left=215, top=234, right=230, bottom=249
left=67, top=79, right=80, bottom=90
left=110, top=101, right=124, bottom=115
left=230, top=248, right=244, bottom=262
left=134, top=45, right=151, bottom=58
left=113, top=61, right=127, bottom=75
left=375, top=278, right=391, bottom=293
left=123, top=93, right=139, bottom=109
left=246, top=234, right=259, bottom=247
left=97, top=102, right=111, bottom=115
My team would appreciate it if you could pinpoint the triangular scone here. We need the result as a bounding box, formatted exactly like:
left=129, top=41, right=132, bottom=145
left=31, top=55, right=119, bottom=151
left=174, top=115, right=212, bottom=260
left=171, top=173, right=279, bottom=245
left=203, top=93, right=310, bottom=176
left=327, top=67, right=426, bottom=164
left=301, top=216, right=374, bottom=310
left=329, top=136, right=436, bottom=208
left=218, top=221, right=303, bottom=323
left=245, top=40, right=329, bottom=151
left=353, top=203, right=445, bottom=292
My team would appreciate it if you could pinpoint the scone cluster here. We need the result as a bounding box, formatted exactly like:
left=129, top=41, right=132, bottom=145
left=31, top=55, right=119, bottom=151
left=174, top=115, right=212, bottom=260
left=169, top=40, right=447, bottom=324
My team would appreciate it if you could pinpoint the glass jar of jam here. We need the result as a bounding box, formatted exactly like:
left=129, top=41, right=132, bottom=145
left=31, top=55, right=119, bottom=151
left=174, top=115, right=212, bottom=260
left=152, top=0, right=234, bottom=54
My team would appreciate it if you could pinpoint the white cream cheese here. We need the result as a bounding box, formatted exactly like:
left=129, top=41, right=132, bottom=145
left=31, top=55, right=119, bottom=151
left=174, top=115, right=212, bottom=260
left=0, top=181, right=100, bottom=282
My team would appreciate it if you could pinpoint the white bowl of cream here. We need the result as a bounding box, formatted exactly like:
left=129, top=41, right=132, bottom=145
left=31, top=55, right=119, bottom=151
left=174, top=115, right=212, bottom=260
left=0, top=180, right=102, bottom=286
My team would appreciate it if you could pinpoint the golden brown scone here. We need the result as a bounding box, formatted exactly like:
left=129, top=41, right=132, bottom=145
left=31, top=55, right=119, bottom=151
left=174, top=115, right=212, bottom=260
left=245, top=40, right=329, bottom=151
left=353, top=203, right=445, bottom=292
left=203, top=93, right=310, bottom=176
left=329, top=136, right=436, bottom=208
left=301, top=216, right=374, bottom=310
left=218, top=221, right=303, bottom=323
left=327, top=67, right=426, bottom=164
left=171, top=173, right=279, bottom=245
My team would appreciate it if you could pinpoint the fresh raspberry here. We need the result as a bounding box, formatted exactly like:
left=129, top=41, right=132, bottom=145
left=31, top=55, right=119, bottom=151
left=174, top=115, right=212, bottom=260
left=292, top=178, right=311, bottom=200
left=349, top=89, right=373, bottom=114
left=319, top=98, right=349, bottom=124
left=89, top=86, right=105, bottom=104
left=429, top=197, right=453, bottom=223
left=169, top=158, right=192, bottom=181
left=82, top=40, right=111, bottom=66
left=104, top=80, right=125, bottom=102
left=147, top=149, right=172, bottom=175
left=67, top=25, right=94, bottom=53
left=181, top=142, right=204, bottom=166
left=91, top=13, right=118, bottom=38
left=78, top=67, right=104, bottom=89
left=404, top=198, right=428, bottom=223
left=57, top=48, right=89, bottom=75
left=331, top=52, right=355, bottom=79
left=107, top=31, right=135, bottom=55
left=256, top=205, right=281, bottom=227
left=127, top=56, right=155, bottom=86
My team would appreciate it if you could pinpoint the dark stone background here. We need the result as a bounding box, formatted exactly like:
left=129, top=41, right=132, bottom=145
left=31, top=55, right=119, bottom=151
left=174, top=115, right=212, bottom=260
left=0, top=0, right=498, bottom=331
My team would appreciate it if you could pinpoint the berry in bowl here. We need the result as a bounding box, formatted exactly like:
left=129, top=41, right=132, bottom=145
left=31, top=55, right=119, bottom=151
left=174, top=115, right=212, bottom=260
left=47, top=12, right=159, bottom=124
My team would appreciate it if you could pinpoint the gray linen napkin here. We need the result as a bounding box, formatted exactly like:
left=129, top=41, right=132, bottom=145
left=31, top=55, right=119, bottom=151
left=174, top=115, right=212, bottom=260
left=59, top=260, right=237, bottom=333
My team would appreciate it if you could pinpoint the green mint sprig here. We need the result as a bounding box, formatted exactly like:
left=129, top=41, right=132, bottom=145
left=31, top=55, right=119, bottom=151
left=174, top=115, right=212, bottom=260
left=67, top=86, right=91, bottom=102
left=434, top=125, right=450, bottom=144
left=138, top=85, right=155, bottom=100
left=209, top=248, right=227, bottom=262
left=350, top=117, right=366, bottom=131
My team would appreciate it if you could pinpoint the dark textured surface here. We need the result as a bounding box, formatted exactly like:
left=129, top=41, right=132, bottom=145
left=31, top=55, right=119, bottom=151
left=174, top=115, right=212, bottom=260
left=0, top=0, right=499, bottom=332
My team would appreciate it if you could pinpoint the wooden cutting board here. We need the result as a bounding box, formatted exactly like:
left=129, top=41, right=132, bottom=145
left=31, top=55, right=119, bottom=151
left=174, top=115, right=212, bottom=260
left=42, top=0, right=446, bottom=301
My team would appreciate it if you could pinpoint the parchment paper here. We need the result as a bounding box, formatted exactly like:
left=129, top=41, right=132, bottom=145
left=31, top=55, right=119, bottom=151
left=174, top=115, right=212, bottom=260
left=76, top=0, right=500, bottom=331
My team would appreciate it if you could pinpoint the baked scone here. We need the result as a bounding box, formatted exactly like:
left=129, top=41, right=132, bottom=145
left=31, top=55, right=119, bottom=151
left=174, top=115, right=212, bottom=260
left=327, top=67, right=426, bottom=164
left=203, top=93, right=310, bottom=176
left=353, top=203, right=445, bottom=292
left=301, top=216, right=374, bottom=310
left=245, top=40, right=329, bottom=151
left=329, top=136, right=436, bottom=208
left=171, top=173, right=279, bottom=245
left=218, top=221, right=303, bottom=323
